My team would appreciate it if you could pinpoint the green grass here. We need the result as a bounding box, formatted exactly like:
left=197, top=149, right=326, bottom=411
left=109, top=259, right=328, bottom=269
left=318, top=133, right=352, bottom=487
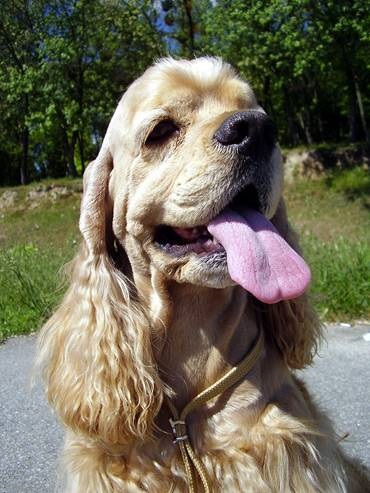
left=285, top=167, right=370, bottom=321
left=284, top=168, right=370, bottom=242
left=300, top=235, right=369, bottom=320
left=0, top=183, right=80, bottom=341
left=0, top=245, right=73, bottom=341
left=325, top=166, right=370, bottom=198
left=0, top=167, right=369, bottom=341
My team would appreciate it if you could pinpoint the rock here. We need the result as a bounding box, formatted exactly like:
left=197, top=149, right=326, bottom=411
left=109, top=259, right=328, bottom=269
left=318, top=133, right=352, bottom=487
left=283, top=150, right=309, bottom=181
left=49, top=186, right=71, bottom=201
left=283, top=145, right=370, bottom=181
left=71, top=183, right=83, bottom=193
left=27, top=184, right=75, bottom=207
left=0, top=190, right=18, bottom=210
left=27, top=188, right=49, bottom=202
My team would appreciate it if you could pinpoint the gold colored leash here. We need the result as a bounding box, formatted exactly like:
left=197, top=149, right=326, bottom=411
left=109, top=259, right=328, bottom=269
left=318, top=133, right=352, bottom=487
left=167, top=329, right=264, bottom=493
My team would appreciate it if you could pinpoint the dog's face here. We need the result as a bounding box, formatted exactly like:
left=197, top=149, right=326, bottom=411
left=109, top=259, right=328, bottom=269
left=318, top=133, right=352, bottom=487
left=40, top=62, right=316, bottom=445
left=88, top=58, right=283, bottom=288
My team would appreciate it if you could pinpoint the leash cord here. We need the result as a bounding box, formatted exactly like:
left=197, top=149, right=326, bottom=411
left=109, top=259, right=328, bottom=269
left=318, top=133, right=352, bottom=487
left=167, top=329, right=264, bottom=493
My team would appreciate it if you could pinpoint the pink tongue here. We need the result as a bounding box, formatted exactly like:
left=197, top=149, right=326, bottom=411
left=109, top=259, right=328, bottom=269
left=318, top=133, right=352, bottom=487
left=207, top=208, right=311, bottom=303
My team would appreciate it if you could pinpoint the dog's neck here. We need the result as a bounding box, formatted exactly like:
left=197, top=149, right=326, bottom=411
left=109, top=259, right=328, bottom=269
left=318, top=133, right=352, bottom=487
left=150, top=278, right=259, bottom=410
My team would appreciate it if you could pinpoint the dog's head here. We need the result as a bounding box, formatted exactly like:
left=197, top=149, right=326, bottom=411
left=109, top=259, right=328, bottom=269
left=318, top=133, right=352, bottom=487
left=39, top=58, right=320, bottom=446
left=82, top=57, right=283, bottom=289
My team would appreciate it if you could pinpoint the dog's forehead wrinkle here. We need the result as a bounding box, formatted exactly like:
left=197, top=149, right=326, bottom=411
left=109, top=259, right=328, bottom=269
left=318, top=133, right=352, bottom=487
left=147, top=86, right=254, bottom=121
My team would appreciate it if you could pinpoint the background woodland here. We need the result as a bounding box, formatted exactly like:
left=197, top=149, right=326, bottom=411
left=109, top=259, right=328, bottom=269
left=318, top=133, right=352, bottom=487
left=1, top=0, right=370, bottom=185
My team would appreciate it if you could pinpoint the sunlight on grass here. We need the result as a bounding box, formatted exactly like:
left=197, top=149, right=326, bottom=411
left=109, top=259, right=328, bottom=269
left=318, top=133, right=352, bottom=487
left=301, top=235, right=370, bottom=321
left=326, top=167, right=370, bottom=198
left=0, top=244, right=76, bottom=341
left=0, top=168, right=369, bottom=340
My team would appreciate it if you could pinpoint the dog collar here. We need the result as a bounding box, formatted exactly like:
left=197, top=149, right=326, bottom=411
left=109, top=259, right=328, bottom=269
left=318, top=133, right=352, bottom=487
left=167, top=328, right=265, bottom=493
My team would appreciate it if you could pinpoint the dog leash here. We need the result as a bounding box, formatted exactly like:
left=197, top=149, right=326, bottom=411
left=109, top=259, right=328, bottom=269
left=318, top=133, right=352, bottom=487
left=167, top=329, right=264, bottom=493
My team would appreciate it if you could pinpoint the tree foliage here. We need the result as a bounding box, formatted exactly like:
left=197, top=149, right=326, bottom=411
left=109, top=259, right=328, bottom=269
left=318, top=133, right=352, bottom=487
left=197, top=0, right=370, bottom=145
left=0, top=0, right=162, bottom=184
left=0, top=0, right=369, bottom=185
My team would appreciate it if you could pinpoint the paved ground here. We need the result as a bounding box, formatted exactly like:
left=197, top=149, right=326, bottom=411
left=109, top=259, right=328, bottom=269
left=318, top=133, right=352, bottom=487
left=1, top=324, right=369, bottom=493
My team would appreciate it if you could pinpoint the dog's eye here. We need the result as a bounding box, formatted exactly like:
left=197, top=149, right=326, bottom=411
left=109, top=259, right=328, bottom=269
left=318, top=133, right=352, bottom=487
left=146, top=120, right=179, bottom=145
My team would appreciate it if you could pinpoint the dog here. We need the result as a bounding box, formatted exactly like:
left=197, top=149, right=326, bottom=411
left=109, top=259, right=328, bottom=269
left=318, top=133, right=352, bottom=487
left=37, top=57, right=369, bottom=492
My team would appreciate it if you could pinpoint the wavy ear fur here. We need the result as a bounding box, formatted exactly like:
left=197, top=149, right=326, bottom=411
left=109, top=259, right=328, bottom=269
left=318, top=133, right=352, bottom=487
left=256, top=199, right=322, bottom=369
left=37, top=143, right=164, bottom=444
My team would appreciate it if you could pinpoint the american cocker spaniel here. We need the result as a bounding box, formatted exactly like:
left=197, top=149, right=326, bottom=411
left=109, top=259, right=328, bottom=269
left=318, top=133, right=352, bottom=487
left=38, top=57, right=369, bottom=492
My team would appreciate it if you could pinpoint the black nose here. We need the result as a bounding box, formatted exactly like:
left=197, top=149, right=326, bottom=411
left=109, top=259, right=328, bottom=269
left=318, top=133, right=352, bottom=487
left=214, top=111, right=276, bottom=159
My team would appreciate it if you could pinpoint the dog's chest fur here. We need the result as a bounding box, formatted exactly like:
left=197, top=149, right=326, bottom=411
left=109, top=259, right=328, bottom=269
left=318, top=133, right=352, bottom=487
left=65, top=374, right=347, bottom=493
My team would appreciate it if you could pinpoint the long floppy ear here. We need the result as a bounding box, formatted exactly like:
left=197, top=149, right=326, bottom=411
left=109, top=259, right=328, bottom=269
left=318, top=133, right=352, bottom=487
left=255, top=199, right=322, bottom=369
left=37, top=140, right=164, bottom=444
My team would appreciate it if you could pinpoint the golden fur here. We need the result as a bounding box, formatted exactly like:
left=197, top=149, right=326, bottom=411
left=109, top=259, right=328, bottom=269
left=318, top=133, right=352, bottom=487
left=37, top=57, right=369, bottom=492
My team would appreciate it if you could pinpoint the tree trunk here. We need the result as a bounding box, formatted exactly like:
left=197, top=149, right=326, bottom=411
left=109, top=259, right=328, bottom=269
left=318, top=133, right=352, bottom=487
left=262, top=76, right=277, bottom=122
left=20, top=94, right=29, bottom=185
left=67, top=131, right=78, bottom=177
left=20, top=126, right=29, bottom=185
left=313, top=85, right=323, bottom=142
left=344, top=64, right=362, bottom=142
left=183, top=0, right=195, bottom=56
left=348, top=86, right=359, bottom=142
left=297, top=111, right=313, bottom=145
left=283, top=86, right=299, bottom=145
left=316, top=113, right=324, bottom=142
left=78, top=132, right=85, bottom=173
left=355, top=79, right=369, bottom=143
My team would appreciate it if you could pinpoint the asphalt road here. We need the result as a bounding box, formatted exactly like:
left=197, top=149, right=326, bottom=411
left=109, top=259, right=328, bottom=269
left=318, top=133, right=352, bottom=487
left=1, top=324, right=369, bottom=493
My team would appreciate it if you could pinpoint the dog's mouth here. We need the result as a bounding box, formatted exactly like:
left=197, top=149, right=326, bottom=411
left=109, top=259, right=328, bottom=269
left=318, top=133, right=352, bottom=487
left=153, top=182, right=311, bottom=304
left=154, top=225, right=224, bottom=257
left=154, top=184, right=260, bottom=257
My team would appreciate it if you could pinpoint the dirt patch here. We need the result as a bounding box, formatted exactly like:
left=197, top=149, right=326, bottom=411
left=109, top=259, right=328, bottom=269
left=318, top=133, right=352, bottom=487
left=26, top=185, right=78, bottom=208
left=284, top=145, right=370, bottom=181
left=0, top=183, right=83, bottom=213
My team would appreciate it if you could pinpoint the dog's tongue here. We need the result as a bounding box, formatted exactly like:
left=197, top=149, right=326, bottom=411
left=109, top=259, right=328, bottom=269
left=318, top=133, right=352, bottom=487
left=207, top=208, right=310, bottom=303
